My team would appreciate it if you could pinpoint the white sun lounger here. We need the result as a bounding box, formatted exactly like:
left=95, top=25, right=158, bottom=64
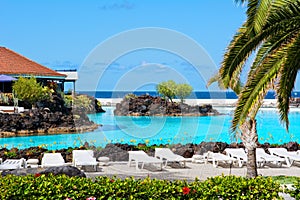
left=256, top=148, right=285, bottom=167
left=224, top=148, right=265, bottom=167
left=0, top=158, right=27, bottom=170
left=204, top=151, right=237, bottom=168
left=191, top=155, right=205, bottom=163
left=268, top=148, right=300, bottom=167
left=72, top=150, right=98, bottom=171
left=128, top=151, right=163, bottom=171
left=155, top=148, right=188, bottom=167
left=41, top=153, right=65, bottom=167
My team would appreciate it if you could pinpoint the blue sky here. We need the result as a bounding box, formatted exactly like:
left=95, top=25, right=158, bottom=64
left=4, top=0, right=293, bottom=92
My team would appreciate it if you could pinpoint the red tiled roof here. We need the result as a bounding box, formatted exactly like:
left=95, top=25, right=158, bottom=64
left=0, top=47, right=66, bottom=78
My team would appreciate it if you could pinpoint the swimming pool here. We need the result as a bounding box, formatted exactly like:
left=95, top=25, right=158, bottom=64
left=1, top=106, right=300, bottom=149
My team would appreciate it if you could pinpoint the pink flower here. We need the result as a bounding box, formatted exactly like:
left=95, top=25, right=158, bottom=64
left=86, top=197, right=96, bottom=200
left=182, top=187, right=190, bottom=195
left=65, top=198, right=72, bottom=200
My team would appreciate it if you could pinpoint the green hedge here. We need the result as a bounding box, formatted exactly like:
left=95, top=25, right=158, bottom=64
left=0, top=174, right=283, bottom=199
left=287, top=177, right=300, bottom=199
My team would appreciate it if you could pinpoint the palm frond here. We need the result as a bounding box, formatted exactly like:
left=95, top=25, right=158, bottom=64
left=207, top=72, right=225, bottom=89
left=246, top=0, right=273, bottom=34
left=231, top=45, right=287, bottom=132
left=250, top=29, right=299, bottom=77
left=277, top=34, right=300, bottom=130
left=221, top=26, right=262, bottom=88
left=234, top=0, right=248, bottom=6
left=265, top=0, right=300, bottom=28
left=207, top=72, right=243, bottom=94
left=222, top=7, right=300, bottom=87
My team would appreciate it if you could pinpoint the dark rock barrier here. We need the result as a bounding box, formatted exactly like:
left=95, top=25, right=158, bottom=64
left=0, top=92, right=105, bottom=137
left=114, top=94, right=220, bottom=116
left=93, top=141, right=300, bottom=161
left=0, top=108, right=99, bottom=137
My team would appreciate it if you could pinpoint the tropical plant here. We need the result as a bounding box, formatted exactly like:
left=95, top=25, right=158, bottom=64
left=218, top=0, right=300, bottom=177
left=176, top=83, right=193, bottom=103
left=156, top=80, right=177, bottom=102
left=12, top=77, right=50, bottom=106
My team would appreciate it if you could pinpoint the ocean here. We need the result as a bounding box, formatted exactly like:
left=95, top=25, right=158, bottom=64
left=78, top=91, right=300, bottom=99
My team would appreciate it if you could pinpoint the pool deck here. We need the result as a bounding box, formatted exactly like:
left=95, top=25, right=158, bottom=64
left=86, top=161, right=300, bottom=181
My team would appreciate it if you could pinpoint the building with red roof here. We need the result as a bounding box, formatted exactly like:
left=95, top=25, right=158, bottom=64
left=0, top=47, right=66, bottom=79
left=0, top=47, right=67, bottom=92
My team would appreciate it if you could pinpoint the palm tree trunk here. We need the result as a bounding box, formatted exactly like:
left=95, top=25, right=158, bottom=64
left=240, top=118, right=258, bottom=178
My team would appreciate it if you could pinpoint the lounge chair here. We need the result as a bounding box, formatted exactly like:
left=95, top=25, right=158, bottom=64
left=224, top=148, right=265, bottom=167
left=128, top=151, right=163, bottom=171
left=41, top=153, right=65, bottom=167
left=0, top=158, right=27, bottom=170
left=191, top=154, right=205, bottom=163
left=268, top=148, right=300, bottom=167
left=256, top=148, right=285, bottom=167
left=204, top=151, right=237, bottom=168
left=72, top=150, right=98, bottom=171
left=155, top=148, right=188, bottom=167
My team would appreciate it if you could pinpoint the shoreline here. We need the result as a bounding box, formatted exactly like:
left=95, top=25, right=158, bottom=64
left=98, top=98, right=278, bottom=107
left=0, top=124, right=100, bottom=138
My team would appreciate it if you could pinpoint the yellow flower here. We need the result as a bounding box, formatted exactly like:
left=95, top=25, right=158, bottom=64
left=130, top=139, right=136, bottom=143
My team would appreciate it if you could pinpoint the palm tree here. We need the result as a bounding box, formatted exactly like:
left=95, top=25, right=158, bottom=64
left=219, top=0, right=300, bottom=177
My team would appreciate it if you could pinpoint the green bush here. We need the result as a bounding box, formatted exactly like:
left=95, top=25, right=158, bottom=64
left=0, top=175, right=282, bottom=199
left=286, top=177, right=300, bottom=199
left=12, top=77, right=50, bottom=106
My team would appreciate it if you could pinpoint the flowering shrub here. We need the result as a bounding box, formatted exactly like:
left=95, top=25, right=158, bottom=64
left=182, top=186, right=190, bottom=195
left=0, top=174, right=283, bottom=199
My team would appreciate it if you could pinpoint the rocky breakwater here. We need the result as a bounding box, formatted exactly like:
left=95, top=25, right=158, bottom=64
left=0, top=108, right=99, bottom=137
left=114, top=94, right=220, bottom=116
left=0, top=92, right=105, bottom=137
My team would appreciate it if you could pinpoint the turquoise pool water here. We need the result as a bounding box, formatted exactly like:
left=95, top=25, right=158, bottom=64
left=1, top=106, right=300, bottom=150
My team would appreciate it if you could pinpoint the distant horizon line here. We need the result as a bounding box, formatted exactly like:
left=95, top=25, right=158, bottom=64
left=76, top=90, right=300, bottom=92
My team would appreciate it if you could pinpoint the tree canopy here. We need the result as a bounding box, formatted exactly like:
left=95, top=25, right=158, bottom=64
left=176, top=83, right=193, bottom=103
left=157, top=80, right=193, bottom=103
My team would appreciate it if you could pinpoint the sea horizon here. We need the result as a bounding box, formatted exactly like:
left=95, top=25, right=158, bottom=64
left=78, top=90, right=300, bottom=99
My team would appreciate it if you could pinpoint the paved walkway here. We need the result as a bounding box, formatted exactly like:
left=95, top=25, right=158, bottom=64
left=86, top=161, right=300, bottom=181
